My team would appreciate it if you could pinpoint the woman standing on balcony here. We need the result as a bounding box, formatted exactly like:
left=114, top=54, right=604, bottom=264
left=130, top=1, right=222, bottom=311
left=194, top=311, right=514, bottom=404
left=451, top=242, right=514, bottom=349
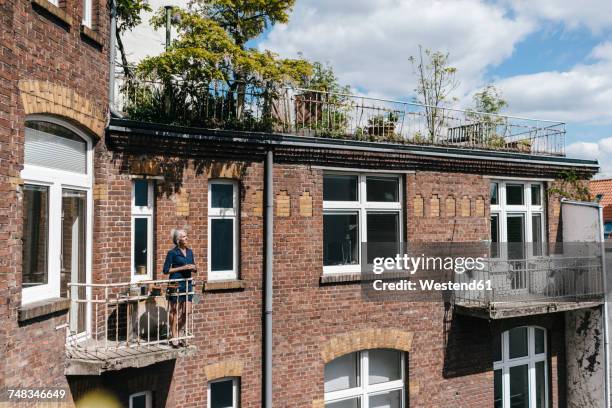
left=163, top=229, right=197, bottom=347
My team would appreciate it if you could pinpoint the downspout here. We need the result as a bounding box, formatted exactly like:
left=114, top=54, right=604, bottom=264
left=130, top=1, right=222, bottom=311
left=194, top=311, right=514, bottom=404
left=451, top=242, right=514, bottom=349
left=108, top=0, right=123, bottom=119
left=599, top=203, right=610, bottom=408
left=264, top=150, right=274, bottom=408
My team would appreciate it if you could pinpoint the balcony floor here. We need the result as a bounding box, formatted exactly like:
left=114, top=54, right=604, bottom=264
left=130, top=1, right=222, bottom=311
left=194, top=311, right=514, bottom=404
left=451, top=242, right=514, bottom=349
left=455, top=298, right=603, bottom=319
left=66, top=339, right=196, bottom=375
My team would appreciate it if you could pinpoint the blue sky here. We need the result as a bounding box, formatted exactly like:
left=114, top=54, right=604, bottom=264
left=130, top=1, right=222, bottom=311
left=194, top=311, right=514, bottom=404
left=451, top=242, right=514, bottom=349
left=123, top=0, right=612, bottom=176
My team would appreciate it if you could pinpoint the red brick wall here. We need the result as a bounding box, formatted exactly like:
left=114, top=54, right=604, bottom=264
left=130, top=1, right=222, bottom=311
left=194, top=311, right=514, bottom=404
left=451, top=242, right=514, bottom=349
left=1, top=0, right=109, bottom=400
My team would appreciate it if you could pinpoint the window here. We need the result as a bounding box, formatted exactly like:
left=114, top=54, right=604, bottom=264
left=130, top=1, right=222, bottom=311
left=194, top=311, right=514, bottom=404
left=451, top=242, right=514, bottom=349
left=129, top=391, right=152, bottom=408
left=489, top=181, right=545, bottom=258
left=208, top=377, right=239, bottom=408
left=324, top=349, right=406, bottom=407
left=208, top=180, right=239, bottom=280
left=604, top=222, right=612, bottom=240
left=21, top=117, right=92, bottom=307
left=323, top=173, right=402, bottom=274
left=132, top=180, right=154, bottom=282
left=82, top=0, right=93, bottom=27
left=494, top=327, right=547, bottom=408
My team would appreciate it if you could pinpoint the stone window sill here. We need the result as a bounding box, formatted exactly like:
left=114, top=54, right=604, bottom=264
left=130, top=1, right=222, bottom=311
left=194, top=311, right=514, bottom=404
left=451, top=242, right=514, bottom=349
left=31, top=0, right=73, bottom=27
left=18, top=297, right=70, bottom=322
left=203, top=280, right=246, bottom=292
left=80, top=24, right=104, bottom=48
left=320, top=273, right=364, bottom=285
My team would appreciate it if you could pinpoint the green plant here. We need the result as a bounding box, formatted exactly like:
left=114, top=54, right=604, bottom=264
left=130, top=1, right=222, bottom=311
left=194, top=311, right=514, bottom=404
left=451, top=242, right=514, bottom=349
left=548, top=170, right=593, bottom=201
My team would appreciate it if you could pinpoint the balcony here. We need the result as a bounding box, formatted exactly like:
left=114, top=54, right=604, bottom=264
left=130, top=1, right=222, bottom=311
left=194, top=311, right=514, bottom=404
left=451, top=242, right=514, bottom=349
left=454, top=250, right=605, bottom=319
left=113, top=74, right=565, bottom=157
left=65, top=279, right=196, bottom=375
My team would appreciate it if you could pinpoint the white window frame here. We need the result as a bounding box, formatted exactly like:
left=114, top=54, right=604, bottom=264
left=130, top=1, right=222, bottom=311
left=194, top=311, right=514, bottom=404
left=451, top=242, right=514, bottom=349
left=490, top=180, right=545, bottom=257
left=207, top=377, right=240, bottom=408
left=21, top=115, right=93, bottom=307
left=82, top=0, right=93, bottom=27
left=208, top=179, right=239, bottom=281
left=129, top=391, right=152, bottom=408
left=494, top=326, right=548, bottom=408
left=131, top=180, right=154, bottom=282
left=323, top=173, right=403, bottom=274
left=324, top=350, right=406, bottom=407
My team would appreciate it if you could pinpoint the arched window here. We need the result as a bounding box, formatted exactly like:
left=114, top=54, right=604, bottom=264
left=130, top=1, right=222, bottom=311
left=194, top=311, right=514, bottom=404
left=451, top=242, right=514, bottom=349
left=21, top=116, right=92, bottom=334
left=324, top=349, right=405, bottom=407
left=494, top=326, right=547, bottom=408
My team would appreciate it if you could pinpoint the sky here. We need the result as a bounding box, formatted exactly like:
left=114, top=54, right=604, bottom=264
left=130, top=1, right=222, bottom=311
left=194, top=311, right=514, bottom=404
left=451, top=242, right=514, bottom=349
left=122, top=0, right=612, bottom=177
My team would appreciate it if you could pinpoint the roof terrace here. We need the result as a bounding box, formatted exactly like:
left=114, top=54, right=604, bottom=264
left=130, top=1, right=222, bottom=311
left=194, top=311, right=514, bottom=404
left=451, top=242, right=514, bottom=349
left=113, top=75, right=566, bottom=157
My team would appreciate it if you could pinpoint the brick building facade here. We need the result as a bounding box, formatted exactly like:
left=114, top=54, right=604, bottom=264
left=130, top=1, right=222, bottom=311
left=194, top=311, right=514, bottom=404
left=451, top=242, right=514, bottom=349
left=0, top=0, right=607, bottom=407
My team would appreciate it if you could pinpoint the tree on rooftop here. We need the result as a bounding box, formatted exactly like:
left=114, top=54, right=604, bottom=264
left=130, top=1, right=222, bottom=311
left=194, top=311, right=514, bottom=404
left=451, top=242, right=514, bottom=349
left=130, top=2, right=314, bottom=127
left=409, top=46, right=459, bottom=141
left=467, top=84, right=509, bottom=148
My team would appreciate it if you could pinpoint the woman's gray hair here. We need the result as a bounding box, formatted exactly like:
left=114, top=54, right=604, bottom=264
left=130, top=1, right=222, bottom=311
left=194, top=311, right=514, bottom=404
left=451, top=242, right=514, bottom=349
left=171, top=229, right=186, bottom=246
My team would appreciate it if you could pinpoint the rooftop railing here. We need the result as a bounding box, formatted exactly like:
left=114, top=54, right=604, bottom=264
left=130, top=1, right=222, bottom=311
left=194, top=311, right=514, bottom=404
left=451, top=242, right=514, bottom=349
left=113, top=72, right=566, bottom=156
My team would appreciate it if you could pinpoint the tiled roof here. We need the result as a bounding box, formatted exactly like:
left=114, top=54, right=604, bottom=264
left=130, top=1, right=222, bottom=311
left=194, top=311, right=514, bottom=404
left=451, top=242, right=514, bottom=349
left=590, top=179, right=612, bottom=221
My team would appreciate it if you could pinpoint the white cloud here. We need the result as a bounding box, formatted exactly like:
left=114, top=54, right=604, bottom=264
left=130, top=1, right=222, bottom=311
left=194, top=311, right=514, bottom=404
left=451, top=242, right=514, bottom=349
left=259, top=0, right=533, bottom=98
left=566, top=138, right=612, bottom=177
left=493, top=41, right=612, bottom=124
left=505, top=0, right=612, bottom=33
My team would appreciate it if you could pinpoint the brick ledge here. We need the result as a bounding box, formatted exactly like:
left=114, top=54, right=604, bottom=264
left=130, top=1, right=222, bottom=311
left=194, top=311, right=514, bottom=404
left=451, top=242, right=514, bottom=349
left=320, top=273, right=363, bottom=284
left=18, top=297, right=70, bottom=322
left=31, top=0, right=73, bottom=26
left=203, top=280, right=245, bottom=291
left=80, top=24, right=104, bottom=48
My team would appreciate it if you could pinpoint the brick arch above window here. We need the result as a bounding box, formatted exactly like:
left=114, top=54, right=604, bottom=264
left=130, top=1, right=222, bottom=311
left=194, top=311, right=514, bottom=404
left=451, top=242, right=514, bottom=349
left=320, top=328, right=414, bottom=363
left=204, top=360, right=244, bottom=381
left=18, top=80, right=105, bottom=136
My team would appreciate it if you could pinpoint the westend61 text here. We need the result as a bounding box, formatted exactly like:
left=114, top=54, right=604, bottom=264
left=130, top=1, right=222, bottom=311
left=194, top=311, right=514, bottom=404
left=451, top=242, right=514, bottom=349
left=372, top=254, right=487, bottom=274
left=372, top=279, right=493, bottom=291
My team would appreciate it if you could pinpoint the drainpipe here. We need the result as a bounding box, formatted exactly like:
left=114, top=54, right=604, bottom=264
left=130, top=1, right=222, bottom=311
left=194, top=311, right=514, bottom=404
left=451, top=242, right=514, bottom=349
left=264, top=150, right=274, bottom=408
left=599, top=203, right=610, bottom=408
left=107, top=0, right=122, bottom=119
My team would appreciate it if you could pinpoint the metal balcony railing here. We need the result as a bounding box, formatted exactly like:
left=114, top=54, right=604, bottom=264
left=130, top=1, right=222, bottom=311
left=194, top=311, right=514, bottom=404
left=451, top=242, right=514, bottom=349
left=113, top=71, right=566, bottom=156
left=454, top=254, right=604, bottom=309
left=66, top=278, right=194, bottom=357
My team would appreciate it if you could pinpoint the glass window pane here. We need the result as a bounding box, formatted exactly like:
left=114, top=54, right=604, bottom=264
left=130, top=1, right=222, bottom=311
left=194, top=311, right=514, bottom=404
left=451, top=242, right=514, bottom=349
left=509, top=327, right=528, bottom=359
left=491, top=214, right=499, bottom=258
left=210, top=379, right=234, bottom=408
left=366, top=213, right=399, bottom=263
left=536, top=361, right=546, bottom=408
left=506, top=184, right=524, bottom=205
left=535, top=328, right=545, bottom=354
left=368, top=389, right=401, bottom=408
left=324, top=352, right=359, bottom=393
left=131, top=394, right=147, bottom=408
left=134, top=180, right=149, bottom=207
left=509, top=364, right=529, bottom=408
left=490, top=182, right=499, bottom=205
left=494, top=369, right=502, bottom=408
left=368, top=349, right=401, bottom=385
left=493, top=333, right=502, bottom=362
left=211, top=219, right=234, bottom=271
left=211, top=183, right=234, bottom=208
left=62, top=189, right=87, bottom=334
left=323, top=213, right=359, bottom=266
left=324, top=175, right=358, bottom=201
left=325, top=398, right=360, bottom=408
left=134, top=218, right=149, bottom=275
left=366, top=177, right=399, bottom=202
left=22, top=185, right=49, bottom=287
left=531, top=184, right=542, bottom=206
left=507, top=214, right=525, bottom=260
left=532, top=214, right=543, bottom=256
